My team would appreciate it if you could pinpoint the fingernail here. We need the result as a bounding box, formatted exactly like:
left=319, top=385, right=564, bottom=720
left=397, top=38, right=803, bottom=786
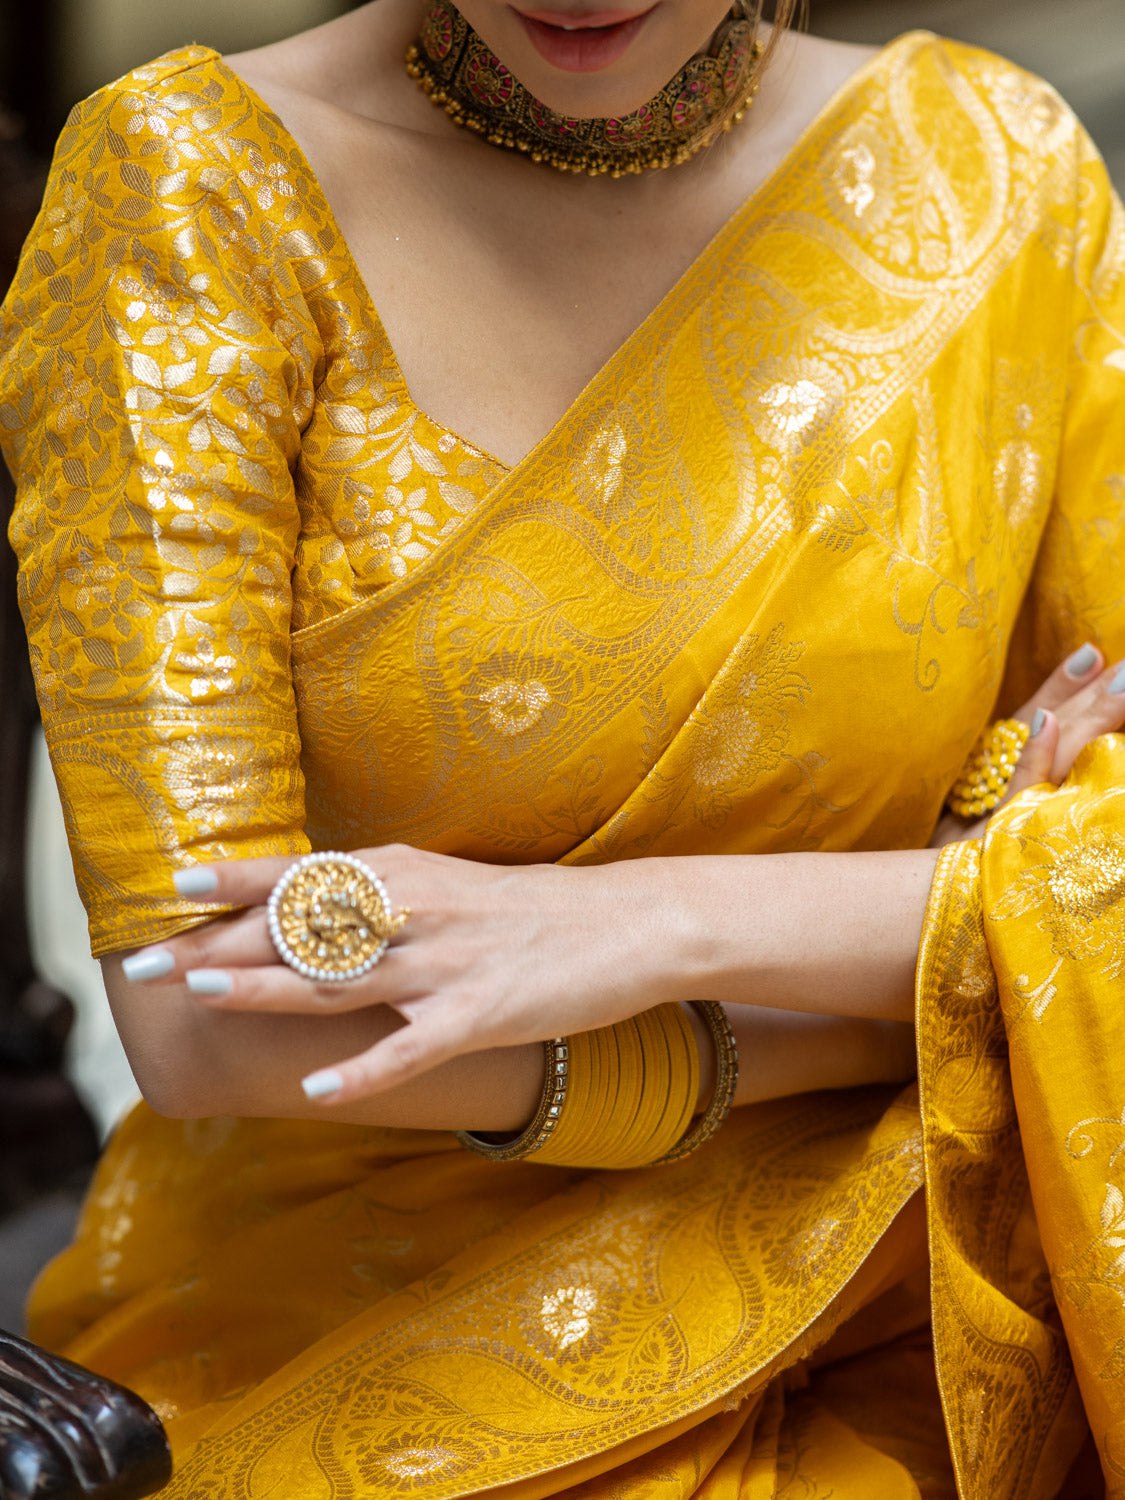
left=1066, top=643, right=1099, bottom=678
left=302, top=1069, right=344, bottom=1101
left=1030, top=708, right=1046, bottom=737
left=186, top=969, right=233, bottom=997
left=174, top=868, right=219, bottom=897
left=122, top=948, right=176, bottom=983
left=1109, top=663, right=1125, bottom=695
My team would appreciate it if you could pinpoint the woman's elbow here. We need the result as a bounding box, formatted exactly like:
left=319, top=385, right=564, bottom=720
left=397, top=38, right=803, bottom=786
left=100, top=957, right=238, bottom=1119
left=136, top=1068, right=219, bottom=1121
left=126, top=1035, right=234, bottom=1120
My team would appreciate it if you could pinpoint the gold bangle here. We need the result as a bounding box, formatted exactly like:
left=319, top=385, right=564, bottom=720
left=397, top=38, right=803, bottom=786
left=457, top=1001, right=737, bottom=1168
left=456, top=1036, right=569, bottom=1163
left=653, top=1002, right=739, bottom=1164
left=946, top=717, right=1030, bottom=819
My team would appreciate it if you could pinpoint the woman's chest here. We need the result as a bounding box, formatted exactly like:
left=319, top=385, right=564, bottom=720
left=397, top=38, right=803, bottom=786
left=317, top=160, right=779, bottom=472
left=289, top=270, right=1068, bottom=864
left=345, top=187, right=724, bottom=472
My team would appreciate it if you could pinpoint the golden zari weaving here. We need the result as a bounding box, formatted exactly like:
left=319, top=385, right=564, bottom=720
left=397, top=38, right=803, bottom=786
left=2, top=29, right=1125, bottom=1496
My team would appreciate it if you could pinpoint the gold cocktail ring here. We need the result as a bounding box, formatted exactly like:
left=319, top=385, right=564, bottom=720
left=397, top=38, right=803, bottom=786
left=267, top=852, right=410, bottom=983
left=946, top=718, right=1031, bottom=819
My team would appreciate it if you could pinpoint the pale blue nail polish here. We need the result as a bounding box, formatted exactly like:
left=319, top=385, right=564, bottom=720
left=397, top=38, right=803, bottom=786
left=1030, top=708, right=1046, bottom=737
left=186, top=969, right=233, bottom=997
left=174, top=867, right=220, bottom=897
left=1066, top=643, right=1098, bottom=678
left=1109, top=663, right=1125, bottom=695
left=122, top=948, right=175, bottom=983
left=302, top=1070, right=344, bottom=1101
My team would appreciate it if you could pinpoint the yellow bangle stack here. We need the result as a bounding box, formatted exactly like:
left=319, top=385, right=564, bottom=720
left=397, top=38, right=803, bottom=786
left=946, top=717, right=1030, bottom=818
left=534, top=1005, right=698, bottom=1169
left=457, top=1001, right=738, bottom=1169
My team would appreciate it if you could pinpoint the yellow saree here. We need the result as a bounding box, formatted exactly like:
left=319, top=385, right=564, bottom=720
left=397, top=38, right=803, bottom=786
left=1, top=28, right=1124, bottom=1497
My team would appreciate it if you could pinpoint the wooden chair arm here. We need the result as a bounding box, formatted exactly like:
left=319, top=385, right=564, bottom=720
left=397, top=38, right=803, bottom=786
left=0, top=1329, right=171, bottom=1498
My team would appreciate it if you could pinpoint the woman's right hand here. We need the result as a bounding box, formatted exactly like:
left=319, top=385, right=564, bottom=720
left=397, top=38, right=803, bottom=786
left=931, top=644, right=1125, bottom=848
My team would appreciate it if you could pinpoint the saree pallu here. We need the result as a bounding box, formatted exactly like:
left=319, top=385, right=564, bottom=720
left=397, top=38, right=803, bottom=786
left=2, top=29, right=1125, bottom=1499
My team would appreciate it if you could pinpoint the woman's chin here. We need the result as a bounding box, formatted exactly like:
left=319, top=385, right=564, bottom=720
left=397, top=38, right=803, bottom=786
left=482, top=53, right=676, bottom=122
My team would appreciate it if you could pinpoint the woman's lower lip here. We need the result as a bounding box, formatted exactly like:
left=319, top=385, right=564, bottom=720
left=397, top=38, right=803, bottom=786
left=515, top=11, right=653, bottom=73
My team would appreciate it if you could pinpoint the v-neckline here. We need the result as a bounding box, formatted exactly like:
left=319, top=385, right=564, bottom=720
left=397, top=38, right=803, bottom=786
left=206, top=32, right=927, bottom=480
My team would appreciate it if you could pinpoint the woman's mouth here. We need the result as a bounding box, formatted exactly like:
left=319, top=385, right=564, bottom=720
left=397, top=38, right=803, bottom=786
left=513, top=8, right=657, bottom=73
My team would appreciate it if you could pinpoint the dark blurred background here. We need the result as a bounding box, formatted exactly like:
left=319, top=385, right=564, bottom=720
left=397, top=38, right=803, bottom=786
left=0, top=0, right=1122, bottom=1332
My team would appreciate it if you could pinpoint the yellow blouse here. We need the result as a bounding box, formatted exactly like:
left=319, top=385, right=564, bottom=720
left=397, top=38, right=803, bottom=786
left=2, top=29, right=1125, bottom=1499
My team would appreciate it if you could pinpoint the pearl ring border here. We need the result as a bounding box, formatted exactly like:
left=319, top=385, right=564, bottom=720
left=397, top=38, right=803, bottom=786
left=267, top=851, right=398, bottom=983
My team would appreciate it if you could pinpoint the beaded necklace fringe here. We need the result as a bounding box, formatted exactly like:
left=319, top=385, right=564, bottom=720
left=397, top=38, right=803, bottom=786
left=406, top=0, right=764, bottom=178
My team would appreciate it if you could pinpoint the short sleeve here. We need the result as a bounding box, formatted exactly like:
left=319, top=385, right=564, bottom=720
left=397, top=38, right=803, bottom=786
left=998, top=131, right=1125, bottom=708
left=0, top=58, right=320, bottom=955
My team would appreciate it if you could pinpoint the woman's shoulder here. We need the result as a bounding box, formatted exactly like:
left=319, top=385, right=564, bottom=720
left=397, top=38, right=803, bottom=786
left=785, top=26, right=1100, bottom=211
left=847, top=28, right=1091, bottom=167
left=221, top=1, right=417, bottom=140
left=65, top=44, right=235, bottom=136
left=46, top=42, right=276, bottom=200
left=1, top=38, right=330, bottom=388
left=37, top=38, right=333, bottom=263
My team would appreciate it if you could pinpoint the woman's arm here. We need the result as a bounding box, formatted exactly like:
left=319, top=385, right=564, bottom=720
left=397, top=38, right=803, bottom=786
left=107, top=842, right=936, bottom=1121
left=101, top=949, right=546, bottom=1126
left=101, top=947, right=915, bottom=1126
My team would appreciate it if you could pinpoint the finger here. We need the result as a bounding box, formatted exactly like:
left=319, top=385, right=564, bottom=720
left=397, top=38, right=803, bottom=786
left=171, top=846, right=419, bottom=920
left=1016, top=642, right=1104, bottom=718
left=171, top=853, right=312, bottom=907
left=181, top=951, right=418, bottom=1014
left=1002, top=708, right=1059, bottom=805
left=300, top=1005, right=481, bottom=1104
left=119, top=908, right=276, bottom=986
left=1051, top=659, right=1125, bottom=780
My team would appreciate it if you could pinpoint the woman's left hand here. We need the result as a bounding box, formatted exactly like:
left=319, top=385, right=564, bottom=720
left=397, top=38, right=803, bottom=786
left=929, top=644, right=1125, bottom=848
left=129, top=849, right=678, bottom=1104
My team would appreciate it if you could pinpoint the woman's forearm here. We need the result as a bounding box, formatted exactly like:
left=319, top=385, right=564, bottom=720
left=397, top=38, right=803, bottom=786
left=641, top=848, right=942, bottom=1025
left=102, top=954, right=548, bottom=1129
left=103, top=952, right=916, bottom=1128
left=105, top=844, right=938, bottom=1119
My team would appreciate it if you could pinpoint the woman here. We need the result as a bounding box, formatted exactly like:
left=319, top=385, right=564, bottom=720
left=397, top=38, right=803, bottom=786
left=1, top=0, right=1123, bottom=1492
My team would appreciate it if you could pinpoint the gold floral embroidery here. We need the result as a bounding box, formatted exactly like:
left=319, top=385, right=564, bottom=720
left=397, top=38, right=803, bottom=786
left=582, top=424, right=629, bottom=516
left=43, top=181, right=90, bottom=249
left=540, top=1284, right=598, bottom=1351
left=462, top=654, right=573, bottom=761
left=744, top=357, right=844, bottom=452
left=980, top=62, right=1070, bottom=153
left=479, top=678, right=553, bottom=736
left=990, top=784, right=1125, bottom=977
left=238, top=146, right=300, bottom=217
left=1046, top=830, right=1125, bottom=928
left=380, top=1445, right=462, bottom=1481
left=690, top=627, right=810, bottom=794
left=825, top=119, right=893, bottom=231
left=993, top=441, right=1042, bottom=528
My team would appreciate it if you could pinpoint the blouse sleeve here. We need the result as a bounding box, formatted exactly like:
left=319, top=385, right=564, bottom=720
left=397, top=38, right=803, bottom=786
left=0, top=69, right=318, bottom=956
left=997, top=130, right=1125, bottom=705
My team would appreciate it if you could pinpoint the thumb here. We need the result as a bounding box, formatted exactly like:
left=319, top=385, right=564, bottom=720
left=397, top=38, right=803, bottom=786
left=1001, top=709, right=1058, bottom=807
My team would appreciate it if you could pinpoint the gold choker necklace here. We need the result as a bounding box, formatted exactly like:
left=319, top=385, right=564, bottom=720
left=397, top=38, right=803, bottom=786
left=405, top=1, right=764, bottom=178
